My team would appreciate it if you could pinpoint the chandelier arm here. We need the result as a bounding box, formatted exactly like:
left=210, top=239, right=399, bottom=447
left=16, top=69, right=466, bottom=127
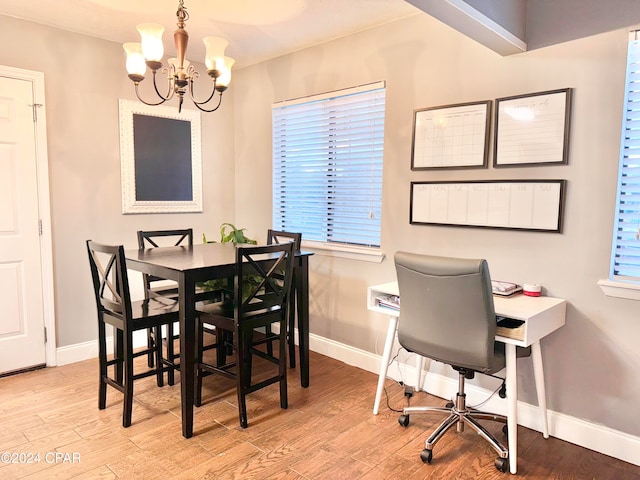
left=134, top=83, right=168, bottom=106
left=151, top=69, right=176, bottom=101
left=187, top=80, right=218, bottom=106
left=191, top=92, right=224, bottom=113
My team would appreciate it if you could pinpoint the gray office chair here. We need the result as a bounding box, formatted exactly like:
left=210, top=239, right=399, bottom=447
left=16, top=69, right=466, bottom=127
left=394, top=251, right=509, bottom=473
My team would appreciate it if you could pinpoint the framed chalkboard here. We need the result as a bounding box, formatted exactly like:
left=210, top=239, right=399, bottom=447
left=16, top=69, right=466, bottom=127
left=119, top=99, right=202, bottom=214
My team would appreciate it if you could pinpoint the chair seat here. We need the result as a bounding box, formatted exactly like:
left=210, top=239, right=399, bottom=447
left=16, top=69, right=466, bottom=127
left=131, top=297, right=180, bottom=322
left=197, top=300, right=235, bottom=331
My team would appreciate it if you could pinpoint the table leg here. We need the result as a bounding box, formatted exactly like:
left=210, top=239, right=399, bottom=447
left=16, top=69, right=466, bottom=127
left=297, top=256, right=310, bottom=388
left=506, top=343, right=518, bottom=474
left=373, top=315, right=398, bottom=415
left=531, top=342, right=550, bottom=438
left=179, top=274, right=196, bottom=438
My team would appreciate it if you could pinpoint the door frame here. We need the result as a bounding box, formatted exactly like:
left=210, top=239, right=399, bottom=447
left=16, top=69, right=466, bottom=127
left=0, top=65, right=56, bottom=367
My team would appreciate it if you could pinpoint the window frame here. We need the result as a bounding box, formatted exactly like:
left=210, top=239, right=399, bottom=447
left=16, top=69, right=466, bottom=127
left=602, top=31, right=640, bottom=299
left=271, top=82, right=386, bottom=262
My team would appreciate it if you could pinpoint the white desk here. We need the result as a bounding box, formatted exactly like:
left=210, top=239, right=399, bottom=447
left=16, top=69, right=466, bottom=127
left=367, top=281, right=566, bottom=474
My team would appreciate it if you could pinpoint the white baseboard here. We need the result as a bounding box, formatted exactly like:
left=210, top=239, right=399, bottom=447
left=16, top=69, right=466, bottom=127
left=308, top=331, right=640, bottom=467
left=56, top=329, right=640, bottom=467
left=56, top=331, right=146, bottom=365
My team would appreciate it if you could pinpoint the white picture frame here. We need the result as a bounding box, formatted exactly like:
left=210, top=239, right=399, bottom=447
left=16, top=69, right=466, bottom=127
left=119, top=99, right=202, bottom=214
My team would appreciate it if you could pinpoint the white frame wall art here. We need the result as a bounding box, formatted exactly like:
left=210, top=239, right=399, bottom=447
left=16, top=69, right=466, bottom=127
left=119, top=99, right=203, bottom=214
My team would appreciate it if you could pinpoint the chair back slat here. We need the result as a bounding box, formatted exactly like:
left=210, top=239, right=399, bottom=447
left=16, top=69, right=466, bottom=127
left=267, top=230, right=301, bottom=250
left=87, top=240, right=132, bottom=322
left=235, top=243, right=294, bottom=324
left=137, top=229, right=193, bottom=296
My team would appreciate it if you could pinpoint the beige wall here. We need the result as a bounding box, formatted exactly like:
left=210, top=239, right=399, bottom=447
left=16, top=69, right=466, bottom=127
left=2, top=10, right=640, bottom=438
left=232, top=14, right=640, bottom=436
left=0, top=15, right=236, bottom=347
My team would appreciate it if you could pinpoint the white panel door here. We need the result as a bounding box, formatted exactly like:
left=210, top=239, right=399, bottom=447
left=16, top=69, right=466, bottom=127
left=0, top=75, right=46, bottom=373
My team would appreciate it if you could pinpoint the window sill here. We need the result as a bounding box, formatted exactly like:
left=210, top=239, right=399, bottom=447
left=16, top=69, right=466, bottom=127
left=301, top=241, right=385, bottom=263
left=598, top=279, right=640, bottom=301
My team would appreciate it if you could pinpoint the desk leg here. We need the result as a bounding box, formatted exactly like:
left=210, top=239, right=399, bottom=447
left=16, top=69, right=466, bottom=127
left=506, top=343, right=518, bottom=474
left=297, top=256, right=310, bottom=388
left=531, top=342, right=550, bottom=438
left=373, top=315, right=398, bottom=415
left=179, top=274, right=196, bottom=439
left=415, top=355, right=424, bottom=392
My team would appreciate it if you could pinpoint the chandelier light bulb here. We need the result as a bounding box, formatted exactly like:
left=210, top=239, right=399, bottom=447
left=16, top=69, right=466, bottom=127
left=216, top=57, right=235, bottom=89
left=123, top=43, right=146, bottom=81
left=137, top=23, right=165, bottom=63
left=203, top=36, right=229, bottom=72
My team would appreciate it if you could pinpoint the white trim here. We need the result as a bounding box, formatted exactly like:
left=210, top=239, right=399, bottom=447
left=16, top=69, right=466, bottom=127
left=598, top=278, right=640, bottom=301
left=55, top=330, right=640, bottom=467
left=55, top=331, right=147, bottom=365
left=273, top=81, right=385, bottom=108
left=302, top=240, right=385, bottom=263
left=0, top=65, right=56, bottom=367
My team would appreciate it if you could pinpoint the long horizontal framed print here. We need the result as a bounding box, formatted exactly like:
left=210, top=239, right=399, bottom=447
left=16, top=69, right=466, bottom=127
left=410, top=180, right=566, bottom=232
left=411, top=100, right=491, bottom=170
left=494, top=88, right=572, bottom=167
left=119, top=99, right=203, bottom=214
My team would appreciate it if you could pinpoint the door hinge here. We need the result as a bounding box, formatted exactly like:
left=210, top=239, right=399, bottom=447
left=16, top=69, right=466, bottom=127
left=29, top=103, right=43, bottom=122
left=44, top=326, right=47, bottom=343
left=38, top=219, right=43, bottom=236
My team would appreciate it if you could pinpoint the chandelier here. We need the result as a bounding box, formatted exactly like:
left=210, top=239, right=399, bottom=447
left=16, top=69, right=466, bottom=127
left=123, top=0, right=234, bottom=113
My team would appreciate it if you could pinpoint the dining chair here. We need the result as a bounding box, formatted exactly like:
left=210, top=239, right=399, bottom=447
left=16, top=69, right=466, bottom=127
left=195, top=242, right=295, bottom=428
left=266, top=230, right=302, bottom=367
left=86, top=240, right=179, bottom=427
left=137, top=229, right=193, bottom=374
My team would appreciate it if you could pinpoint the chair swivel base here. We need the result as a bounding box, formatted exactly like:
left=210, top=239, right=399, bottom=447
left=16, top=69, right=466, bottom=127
left=399, top=391, right=509, bottom=473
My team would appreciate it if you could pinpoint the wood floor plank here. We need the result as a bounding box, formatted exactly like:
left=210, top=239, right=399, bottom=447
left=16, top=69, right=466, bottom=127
left=0, top=349, right=638, bottom=479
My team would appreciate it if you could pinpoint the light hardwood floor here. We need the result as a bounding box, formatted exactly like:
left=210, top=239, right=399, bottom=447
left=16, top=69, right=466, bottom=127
left=1, top=348, right=639, bottom=479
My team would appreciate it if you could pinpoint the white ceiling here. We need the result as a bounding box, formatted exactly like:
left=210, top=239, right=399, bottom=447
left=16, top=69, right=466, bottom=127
left=0, top=0, right=422, bottom=68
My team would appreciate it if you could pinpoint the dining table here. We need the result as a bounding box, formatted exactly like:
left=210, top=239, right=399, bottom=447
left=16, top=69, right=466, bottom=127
left=125, top=241, right=313, bottom=438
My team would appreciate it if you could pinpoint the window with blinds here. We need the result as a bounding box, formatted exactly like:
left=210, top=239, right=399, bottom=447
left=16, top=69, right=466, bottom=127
left=610, top=32, right=640, bottom=281
left=272, top=82, right=385, bottom=248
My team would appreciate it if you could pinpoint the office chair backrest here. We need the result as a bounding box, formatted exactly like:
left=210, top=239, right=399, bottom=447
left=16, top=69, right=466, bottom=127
left=267, top=229, right=302, bottom=250
left=87, top=240, right=132, bottom=323
left=394, top=251, right=499, bottom=373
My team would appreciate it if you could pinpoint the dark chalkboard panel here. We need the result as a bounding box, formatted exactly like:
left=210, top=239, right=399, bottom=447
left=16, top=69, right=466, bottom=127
left=133, top=114, right=193, bottom=202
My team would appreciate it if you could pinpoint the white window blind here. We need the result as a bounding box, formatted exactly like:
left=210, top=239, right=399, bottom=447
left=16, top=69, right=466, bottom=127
left=611, top=32, right=640, bottom=281
left=272, top=82, right=385, bottom=248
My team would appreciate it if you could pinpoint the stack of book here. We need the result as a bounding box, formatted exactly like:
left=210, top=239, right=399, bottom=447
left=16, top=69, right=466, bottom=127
left=375, top=294, right=400, bottom=311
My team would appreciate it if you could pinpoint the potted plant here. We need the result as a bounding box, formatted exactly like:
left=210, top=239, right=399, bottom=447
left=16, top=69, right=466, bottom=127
left=200, top=223, right=258, bottom=297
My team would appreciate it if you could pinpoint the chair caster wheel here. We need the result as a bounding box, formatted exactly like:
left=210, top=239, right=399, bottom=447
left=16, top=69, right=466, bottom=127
left=495, top=456, right=508, bottom=472
left=446, top=402, right=454, bottom=408
left=398, top=414, right=410, bottom=427
left=420, top=448, right=433, bottom=464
